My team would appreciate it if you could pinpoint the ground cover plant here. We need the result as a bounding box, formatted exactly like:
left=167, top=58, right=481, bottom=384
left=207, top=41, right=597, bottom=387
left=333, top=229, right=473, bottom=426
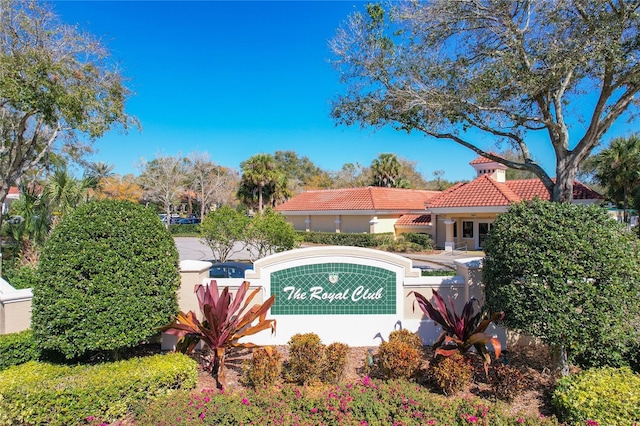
left=0, top=352, right=197, bottom=426
left=552, top=366, right=640, bottom=425
left=135, top=376, right=561, bottom=426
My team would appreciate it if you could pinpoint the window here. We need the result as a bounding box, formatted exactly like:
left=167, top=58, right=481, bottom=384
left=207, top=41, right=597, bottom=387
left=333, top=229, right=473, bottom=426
left=453, top=221, right=457, bottom=238
left=462, top=221, right=474, bottom=238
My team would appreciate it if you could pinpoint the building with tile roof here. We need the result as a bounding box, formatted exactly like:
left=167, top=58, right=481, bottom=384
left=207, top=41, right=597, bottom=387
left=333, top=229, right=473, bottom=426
left=1, top=187, right=19, bottom=215
left=426, top=157, right=602, bottom=251
left=275, top=157, right=603, bottom=251
left=275, top=187, right=440, bottom=234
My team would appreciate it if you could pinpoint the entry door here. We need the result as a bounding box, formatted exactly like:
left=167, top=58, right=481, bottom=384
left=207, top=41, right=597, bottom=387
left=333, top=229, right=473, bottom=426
left=478, top=222, right=492, bottom=249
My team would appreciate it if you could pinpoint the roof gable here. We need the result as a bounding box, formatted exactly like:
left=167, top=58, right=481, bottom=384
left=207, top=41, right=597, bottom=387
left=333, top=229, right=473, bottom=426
left=275, top=187, right=440, bottom=212
left=427, top=175, right=521, bottom=208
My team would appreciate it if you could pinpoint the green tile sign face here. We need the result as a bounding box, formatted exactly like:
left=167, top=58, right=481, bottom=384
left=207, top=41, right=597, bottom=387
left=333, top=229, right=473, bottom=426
left=270, top=263, right=396, bottom=315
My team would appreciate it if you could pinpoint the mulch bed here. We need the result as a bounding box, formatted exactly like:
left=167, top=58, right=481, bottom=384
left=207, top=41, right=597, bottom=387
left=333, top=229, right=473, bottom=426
left=188, top=343, right=559, bottom=419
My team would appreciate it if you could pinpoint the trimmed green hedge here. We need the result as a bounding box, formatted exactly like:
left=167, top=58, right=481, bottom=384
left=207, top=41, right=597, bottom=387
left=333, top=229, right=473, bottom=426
left=552, top=366, right=640, bottom=425
left=33, top=200, right=180, bottom=359
left=169, top=223, right=201, bottom=234
left=0, top=352, right=198, bottom=426
left=296, top=231, right=393, bottom=247
left=0, top=330, right=40, bottom=370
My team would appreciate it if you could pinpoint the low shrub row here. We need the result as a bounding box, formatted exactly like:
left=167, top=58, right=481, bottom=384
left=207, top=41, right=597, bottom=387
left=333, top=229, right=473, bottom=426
left=552, top=366, right=640, bottom=425
left=0, top=329, right=40, bottom=370
left=0, top=352, right=198, bottom=426
left=136, top=377, right=560, bottom=425
left=295, top=230, right=393, bottom=247
left=169, top=223, right=201, bottom=234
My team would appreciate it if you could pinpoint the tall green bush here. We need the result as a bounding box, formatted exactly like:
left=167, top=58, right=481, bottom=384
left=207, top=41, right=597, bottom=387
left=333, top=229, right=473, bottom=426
left=483, top=199, right=640, bottom=372
left=32, top=200, right=180, bottom=359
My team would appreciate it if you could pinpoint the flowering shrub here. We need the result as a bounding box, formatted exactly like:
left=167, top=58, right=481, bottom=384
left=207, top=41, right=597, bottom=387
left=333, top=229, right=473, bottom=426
left=136, top=377, right=561, bottom=425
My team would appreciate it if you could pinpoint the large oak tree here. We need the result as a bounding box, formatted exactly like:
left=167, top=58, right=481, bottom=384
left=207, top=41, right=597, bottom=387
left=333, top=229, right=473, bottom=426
left=0, top=0, right=136, bottom=221
left=331, top=0, right=640, bottom=202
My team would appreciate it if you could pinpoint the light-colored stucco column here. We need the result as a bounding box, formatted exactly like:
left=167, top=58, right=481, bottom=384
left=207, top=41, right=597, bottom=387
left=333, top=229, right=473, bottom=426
left=369, top=216, right=378, bottom=233
left=444, top=219, right=455, bottom=252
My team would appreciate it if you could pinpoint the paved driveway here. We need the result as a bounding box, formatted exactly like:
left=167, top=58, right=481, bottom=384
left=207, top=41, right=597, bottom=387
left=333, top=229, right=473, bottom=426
left=174, top=237, right=474, bottom=271
left=174, top=237, right=254, bottom=262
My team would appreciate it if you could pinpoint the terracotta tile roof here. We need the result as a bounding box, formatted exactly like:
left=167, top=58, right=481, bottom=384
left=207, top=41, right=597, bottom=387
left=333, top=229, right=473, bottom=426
left=275, top=187, right=440, bottom=212
left=8, top=187, right=19, bottom=195
left=469, top=153, right=502, bottom=165
left=426, top=176, right=602, bottom=209
left=427, top=175, right=521, bottom=208
left=395, top=214, right=432, bottom=226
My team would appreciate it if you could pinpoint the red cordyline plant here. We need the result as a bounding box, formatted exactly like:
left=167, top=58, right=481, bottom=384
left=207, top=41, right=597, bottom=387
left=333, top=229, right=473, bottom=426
left=409, top=289, right=503, bottom=373
left=159, top=280, right=276, bottom=390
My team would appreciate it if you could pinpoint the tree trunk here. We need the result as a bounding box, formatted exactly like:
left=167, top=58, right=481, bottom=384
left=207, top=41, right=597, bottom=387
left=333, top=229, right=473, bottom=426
left=551, top=344, right=570, bottom=377
left=258, top=185, right=264, bottom=213
left=212, top=347, right=227, bottom=390
left=552, top=156, right=579, bottom=202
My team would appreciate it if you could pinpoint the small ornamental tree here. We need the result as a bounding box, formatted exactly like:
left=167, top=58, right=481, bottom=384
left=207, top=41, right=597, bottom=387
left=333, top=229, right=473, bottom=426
left=32, top=200, right=180, bottom=360
left=483, top=199, right=640, bottom=375
left=199, top=205, right=249, bottom=263
left=245, top=208, right=299, bottom=262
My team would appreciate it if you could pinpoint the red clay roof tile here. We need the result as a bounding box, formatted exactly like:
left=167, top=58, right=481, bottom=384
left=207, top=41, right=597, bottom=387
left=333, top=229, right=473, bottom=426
left=426, top=176, right=602, bottom=209
left=395, top=214, right=432, bottom=226
left=275, top=187, right=440, bottom=212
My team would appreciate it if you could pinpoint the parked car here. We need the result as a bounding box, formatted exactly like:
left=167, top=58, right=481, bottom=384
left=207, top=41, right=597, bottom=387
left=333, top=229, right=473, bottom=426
left=207, top=261, right=253, bottom=279
left=176, top=217, right=201, bottom=224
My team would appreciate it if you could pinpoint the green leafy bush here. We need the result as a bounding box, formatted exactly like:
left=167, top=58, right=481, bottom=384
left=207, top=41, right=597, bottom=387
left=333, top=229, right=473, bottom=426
left=242, top=346, right=283, bottom=388
left=429, top=352, right=474, bottom=395
left=295, top=230, right=393, bottom=247
left=321, top=342, right=349, bottom=384
left=552, top=366, right=640, bottom=425
left=0, top=330, right=40, bottom=370
left=32, top=199, right=180, bottom=360
left=483, top=199, right=640, bottom=371
left=0, top=352, right=197, bottom=426
left=285, top=332, right=325, bottom=385
left=169, top=223, right=200, bottom=234
left=403, top=232, right=434, bottom=250
left=0, top=260, right=37, bottom=290
left=377, top=340, right=422, bottom=380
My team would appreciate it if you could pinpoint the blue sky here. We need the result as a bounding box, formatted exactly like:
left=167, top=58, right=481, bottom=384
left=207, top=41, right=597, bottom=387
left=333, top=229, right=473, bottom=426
left=51, top=1, right=638, bottom=183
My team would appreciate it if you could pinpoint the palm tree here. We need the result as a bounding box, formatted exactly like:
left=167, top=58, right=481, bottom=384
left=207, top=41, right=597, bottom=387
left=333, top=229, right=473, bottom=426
left=84, top=161, right=115, bottom=195
left=371, top=153, right=403, bottom=188
left=584, top=134, right=640, bottom=222
left=43, top=168, right=94, bottom=219
left=238, top=154, right=279, bottom=213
